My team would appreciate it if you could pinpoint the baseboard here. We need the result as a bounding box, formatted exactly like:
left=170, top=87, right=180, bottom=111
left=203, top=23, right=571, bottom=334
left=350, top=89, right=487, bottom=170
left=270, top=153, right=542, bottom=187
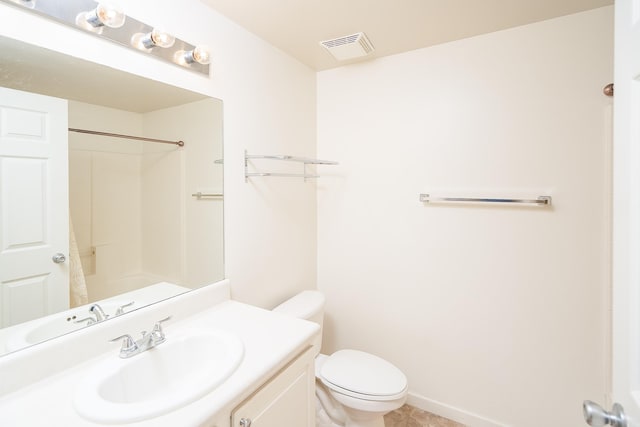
left=406, top=392, right=509, bottom=427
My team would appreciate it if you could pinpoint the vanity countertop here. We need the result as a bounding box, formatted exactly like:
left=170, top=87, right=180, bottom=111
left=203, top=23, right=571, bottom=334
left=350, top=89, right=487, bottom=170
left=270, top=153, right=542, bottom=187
left=0, top=282, right=319, bottom=426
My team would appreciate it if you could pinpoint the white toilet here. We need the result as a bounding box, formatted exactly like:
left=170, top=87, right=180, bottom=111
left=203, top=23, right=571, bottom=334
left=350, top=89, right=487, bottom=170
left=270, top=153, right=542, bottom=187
left=273, top=290, right=408, bottom=427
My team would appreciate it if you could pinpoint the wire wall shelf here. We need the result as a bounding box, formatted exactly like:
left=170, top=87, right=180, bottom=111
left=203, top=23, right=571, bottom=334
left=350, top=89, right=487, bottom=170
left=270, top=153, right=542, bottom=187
left=244, top=150, right=338, bottom=182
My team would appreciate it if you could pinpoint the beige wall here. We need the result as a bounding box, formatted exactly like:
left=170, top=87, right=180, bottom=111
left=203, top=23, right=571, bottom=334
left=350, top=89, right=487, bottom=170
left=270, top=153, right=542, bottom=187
left=317, top=7, right=613, bottom=427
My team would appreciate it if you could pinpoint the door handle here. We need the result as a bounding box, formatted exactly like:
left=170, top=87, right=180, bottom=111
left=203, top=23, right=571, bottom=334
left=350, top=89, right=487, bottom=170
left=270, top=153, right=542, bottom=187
left=583, top=400, right=627, bottom=427
left=52, top=253, right=66, bottom=264
left=239, top=418, right=252, bottom=427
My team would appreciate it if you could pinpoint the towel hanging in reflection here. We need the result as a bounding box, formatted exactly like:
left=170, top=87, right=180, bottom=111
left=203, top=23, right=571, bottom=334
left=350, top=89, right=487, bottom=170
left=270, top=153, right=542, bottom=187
left=69, top=217, right=89, bottom=307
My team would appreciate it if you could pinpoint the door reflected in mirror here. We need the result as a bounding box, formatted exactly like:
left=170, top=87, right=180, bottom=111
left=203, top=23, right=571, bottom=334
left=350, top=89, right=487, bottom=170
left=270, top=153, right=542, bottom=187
left=0, top=35, right=224, bottom=355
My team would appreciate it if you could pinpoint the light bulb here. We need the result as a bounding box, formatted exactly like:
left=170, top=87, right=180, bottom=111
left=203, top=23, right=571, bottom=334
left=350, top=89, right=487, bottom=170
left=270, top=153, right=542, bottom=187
left=192, top=45, right=211, bottom=64
left=151, top=28, right=176, bottom=47
left=81, top=2, right=126, bottom=29
left=178, top=45, right=211, bottom=65
left=131, top=28, right=175, bottom=50
left=150, top=29, right=175, bottom=48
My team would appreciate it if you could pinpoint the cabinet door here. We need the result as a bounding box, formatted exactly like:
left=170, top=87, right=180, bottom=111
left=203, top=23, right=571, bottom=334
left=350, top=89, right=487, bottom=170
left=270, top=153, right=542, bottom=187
left=232, top=348, right=315, bottom=427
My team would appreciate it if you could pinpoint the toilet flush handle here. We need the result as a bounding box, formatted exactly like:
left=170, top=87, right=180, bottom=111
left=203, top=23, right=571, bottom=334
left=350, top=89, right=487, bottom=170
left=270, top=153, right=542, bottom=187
left=239, top=418, right=252, bottom=427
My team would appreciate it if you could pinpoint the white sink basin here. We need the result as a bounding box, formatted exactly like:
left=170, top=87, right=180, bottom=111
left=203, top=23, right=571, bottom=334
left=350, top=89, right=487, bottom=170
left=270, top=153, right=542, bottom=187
left=73, top=328, right=244, bottom=424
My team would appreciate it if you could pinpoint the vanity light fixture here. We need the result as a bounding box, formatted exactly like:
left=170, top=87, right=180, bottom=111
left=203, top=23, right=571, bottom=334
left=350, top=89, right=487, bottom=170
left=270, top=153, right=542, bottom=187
left=131, top=28, right=176, bottom=50
left=0, top=0, right=210, bottom=75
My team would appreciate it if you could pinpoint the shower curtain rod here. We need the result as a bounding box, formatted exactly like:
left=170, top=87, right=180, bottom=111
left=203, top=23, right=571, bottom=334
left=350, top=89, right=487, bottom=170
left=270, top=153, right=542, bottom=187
left=68, top=128, right=184, bottom=147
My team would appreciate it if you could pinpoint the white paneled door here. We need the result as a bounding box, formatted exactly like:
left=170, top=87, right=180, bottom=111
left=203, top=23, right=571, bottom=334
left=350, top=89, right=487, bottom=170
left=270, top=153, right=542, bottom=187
left=585, top=0, right=640, bottom=426
left=0, top=87, right=68, bottom=328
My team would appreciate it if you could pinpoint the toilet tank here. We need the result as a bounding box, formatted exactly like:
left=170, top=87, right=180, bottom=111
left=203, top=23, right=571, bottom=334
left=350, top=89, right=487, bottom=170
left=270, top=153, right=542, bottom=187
left=272, top=290, right=325, bottom=353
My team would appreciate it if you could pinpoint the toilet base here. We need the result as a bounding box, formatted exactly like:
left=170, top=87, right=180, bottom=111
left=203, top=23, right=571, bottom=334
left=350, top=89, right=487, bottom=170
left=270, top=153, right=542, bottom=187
left=316, top=406, right=385, bottom=427
left=343, top=416, right=385, bottom=427
left=315, top=379, right=404, bottom=427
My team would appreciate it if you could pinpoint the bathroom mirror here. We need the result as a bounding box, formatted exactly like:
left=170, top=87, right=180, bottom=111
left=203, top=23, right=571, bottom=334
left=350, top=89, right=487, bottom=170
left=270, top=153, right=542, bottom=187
left=0, top=35, right=224, bottom=355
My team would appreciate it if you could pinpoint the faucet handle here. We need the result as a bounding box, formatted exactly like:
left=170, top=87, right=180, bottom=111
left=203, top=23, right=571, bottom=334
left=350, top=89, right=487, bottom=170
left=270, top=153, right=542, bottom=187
left=151, top=316, right=172, bottom=343
left=73, top=316, right=96, bottom=326
left=110, top=334, right=138, bottom=355
left=158, top=315, right=171, bottom=323
left=115, top=301, right=135, bottom=316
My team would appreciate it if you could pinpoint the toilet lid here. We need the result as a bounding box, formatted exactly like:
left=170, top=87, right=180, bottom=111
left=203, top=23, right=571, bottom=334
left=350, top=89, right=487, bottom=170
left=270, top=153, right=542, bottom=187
left=320, top=349, right=407, bottom=398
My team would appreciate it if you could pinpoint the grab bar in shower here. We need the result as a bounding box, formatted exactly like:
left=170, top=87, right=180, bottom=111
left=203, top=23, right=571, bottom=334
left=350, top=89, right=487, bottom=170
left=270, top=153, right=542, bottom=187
left=419, top=194, right=552, bottom=206
left=192, top=192, right=223, bottom=199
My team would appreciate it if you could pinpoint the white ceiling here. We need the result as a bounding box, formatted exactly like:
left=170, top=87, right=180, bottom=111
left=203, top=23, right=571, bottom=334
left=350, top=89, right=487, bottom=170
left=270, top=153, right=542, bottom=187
left=200, top=0, right=614, bottom=71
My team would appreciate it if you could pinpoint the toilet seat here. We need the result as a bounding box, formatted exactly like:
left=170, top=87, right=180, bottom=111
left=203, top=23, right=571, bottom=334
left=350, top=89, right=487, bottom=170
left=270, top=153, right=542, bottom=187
left=319, top=349, right=408, bottom=401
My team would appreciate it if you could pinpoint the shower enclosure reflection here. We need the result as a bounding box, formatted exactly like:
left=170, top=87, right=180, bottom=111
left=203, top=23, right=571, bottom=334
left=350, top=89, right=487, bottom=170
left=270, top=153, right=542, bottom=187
left=67, top=98, right=223, bottom=303
left=0, top=35, right=224, bottom=355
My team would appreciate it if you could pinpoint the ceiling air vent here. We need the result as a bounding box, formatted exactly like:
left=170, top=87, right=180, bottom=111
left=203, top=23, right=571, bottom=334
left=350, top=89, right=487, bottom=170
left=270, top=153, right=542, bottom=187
left=319, top=32, right=374, bottom=61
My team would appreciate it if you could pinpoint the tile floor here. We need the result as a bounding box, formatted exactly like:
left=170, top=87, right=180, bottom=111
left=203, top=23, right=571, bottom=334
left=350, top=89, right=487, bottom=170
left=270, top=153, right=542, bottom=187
left=384, top=404, right=466, bottom=427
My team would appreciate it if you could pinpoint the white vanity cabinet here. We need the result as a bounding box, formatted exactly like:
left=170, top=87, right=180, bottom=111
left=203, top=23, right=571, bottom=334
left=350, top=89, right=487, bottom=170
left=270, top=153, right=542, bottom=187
left=231, top=346, right=316, bottom=427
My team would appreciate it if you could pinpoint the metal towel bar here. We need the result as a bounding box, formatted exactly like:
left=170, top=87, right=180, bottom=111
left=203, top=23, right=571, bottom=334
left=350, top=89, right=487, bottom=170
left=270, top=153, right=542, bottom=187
left=419, top=194, right=552, bottom=206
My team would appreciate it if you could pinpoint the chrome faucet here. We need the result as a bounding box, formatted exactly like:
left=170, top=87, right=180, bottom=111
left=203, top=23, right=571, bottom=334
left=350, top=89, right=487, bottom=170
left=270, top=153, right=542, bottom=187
left=110, top=316, right=171, bottom=358
left=73, top=303, right=109, bottom=326
left=89, top=304, right=109, bottom=322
